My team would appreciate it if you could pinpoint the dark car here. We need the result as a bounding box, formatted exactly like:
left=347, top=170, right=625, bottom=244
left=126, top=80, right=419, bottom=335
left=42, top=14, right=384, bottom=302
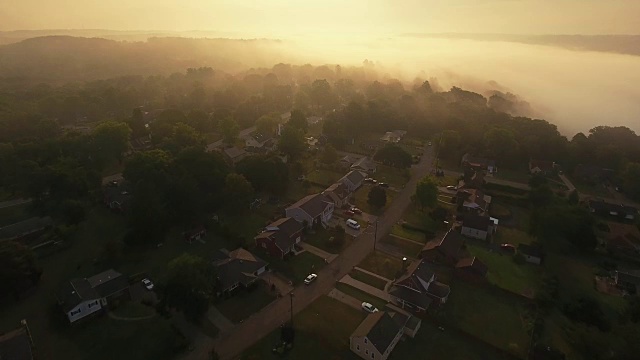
left=378, top=182, right=389, bottom=188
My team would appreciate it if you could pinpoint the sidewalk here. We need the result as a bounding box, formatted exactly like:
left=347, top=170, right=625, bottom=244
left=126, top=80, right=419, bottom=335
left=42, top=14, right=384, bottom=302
left=298, top=242, right=338, bottom=262
left=353, top=267, right=391, bottom=283
left=339, top=274, right=391, bottom=302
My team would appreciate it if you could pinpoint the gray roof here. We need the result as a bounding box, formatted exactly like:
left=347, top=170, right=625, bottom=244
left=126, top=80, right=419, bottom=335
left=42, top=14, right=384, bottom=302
left=342, top=170, right=365, bottom=186
left=213, top=248, right=267, bottom=291
left=421, top=229, right=464, bottom=259
left=256, top=218, right=303, bottom=251
left=351, top=157, right=376, bottom=171
left=427, top=281, right=450, bottom=299
left=462, top=214, right=493, bottom=231
left=351, top=312, right=403, bottom=354
left=617, top=269, right=640, bottom=284
left=519, top=244, right=543, bottom=258
left=389, top=285, right=433, bottom=310
left=88, top=269, right=129, bottom=298
left=286, top=193, right=332, bottom=218
left=323, top=182, right=350, bottom=200
left=0, top=216, right=53, bottom=241
left=223, top=146, right=247, bottom=159
left=0, top=323, right=34, bottom=360
left=394, top=259, right=436, bottom=292
left=55, top=269, right=129, bottom=313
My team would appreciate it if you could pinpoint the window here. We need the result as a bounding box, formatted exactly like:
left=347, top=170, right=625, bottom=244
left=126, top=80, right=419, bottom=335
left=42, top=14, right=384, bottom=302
left=371, top=353, right=375, bottom=359
left=261, top=242, right=266, bottom=248
left=364, top=339, right=368, bottom=344
left=356, top=345, right=360, bottom=351
left=365, top=350, right=369, bottom=355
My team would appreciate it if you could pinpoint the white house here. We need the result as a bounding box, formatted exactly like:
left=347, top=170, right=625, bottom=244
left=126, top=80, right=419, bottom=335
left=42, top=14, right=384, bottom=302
left=285, top=193, right=334, bottom=228
left=350, top=312, right=407, bottom=360
left=460, top=215, right=498, bottom=241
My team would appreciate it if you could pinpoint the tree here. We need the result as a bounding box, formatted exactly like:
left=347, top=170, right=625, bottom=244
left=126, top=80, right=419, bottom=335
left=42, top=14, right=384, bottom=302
left=368, top=187, right=387, bottom=208
left=236, top=155, right=289, bottom=194
left=92, top=120, right=132, bottom=164
left=255, top=113, right=279, bottom=135
left=0, top=241, right=42, bottom=297
left=164, top=253, right=214, bottom=321
left=568, top=189, right=580, bottom=204
left=416, top=176, right=438, bottom=210
left=278, top=126, right=306, bottom=161
left=622, top=162, right=640, bottom=201
left=123, top=149, right=172, bottom=186
left=219, top=116, right=239, bottom=146
left=223, top=173, right=254, bottom=214
left=287, top=109, right=308, bottom=133
left=374, top=144, right=412, bottom=168
left=160, top=123, right=204, bottom=155
left=320, top=144, right=338, bottom=165
left=483, top=127, right=520, bottom=166
left=529, top=184, right=554, bottom=208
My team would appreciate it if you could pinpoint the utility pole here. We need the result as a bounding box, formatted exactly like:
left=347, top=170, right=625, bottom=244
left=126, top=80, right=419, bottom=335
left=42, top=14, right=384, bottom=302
left=289, top=292, right=294, bottom=327
left=373, top=220, right=378, bottom=251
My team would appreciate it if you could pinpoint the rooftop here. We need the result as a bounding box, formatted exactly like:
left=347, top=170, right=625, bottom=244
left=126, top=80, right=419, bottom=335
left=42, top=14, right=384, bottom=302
left=462, top=214, right=493, bottom=231
left=0, top=216, right=53, bottom=241
left=351, top=312, right=403, bottom=354
left=422, top=229, right=464, bottom=259
left=286, top=193, right=333, bottom=218
left=0, top=322, right=35, bottom=360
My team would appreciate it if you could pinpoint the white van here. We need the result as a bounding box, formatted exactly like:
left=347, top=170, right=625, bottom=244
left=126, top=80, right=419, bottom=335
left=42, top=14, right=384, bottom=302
left=346, top=219, right=361, bottom=230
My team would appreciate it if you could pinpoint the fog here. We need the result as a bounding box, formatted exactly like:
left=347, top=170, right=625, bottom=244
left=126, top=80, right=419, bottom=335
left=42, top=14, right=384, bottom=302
left=281, top=35, right=640, bottom=136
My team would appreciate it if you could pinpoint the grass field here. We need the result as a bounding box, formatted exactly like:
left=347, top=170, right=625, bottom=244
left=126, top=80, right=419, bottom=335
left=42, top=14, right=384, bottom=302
left=466, top=244, right=542, bottom=296
left=304, top=227, right=352, bottom=253
left=357, top=251, right=404, bottom=280
left=305, top=168, right=344, bottom=186
left=110, top=301, right=156, bottom=318
left=438, top=280, right=532, bottom=359
left=216, top=285, right=276, bottom=323
left=390, top=223, right=426, bottom=243
left=266, top=252, right=326, bottom=285
left=350, top=269, right=389, bottom=290
left=382, top=235, right=424, bottom=258
left=240, top=296, right=364, bottom=360
left=493, top=228, right=537, bottom=247
left=375, top=164, right=411, bottom=189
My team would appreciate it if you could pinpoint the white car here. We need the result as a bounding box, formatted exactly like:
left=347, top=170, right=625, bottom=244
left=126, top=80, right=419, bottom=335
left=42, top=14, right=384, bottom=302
left=446, top=185, right=457, bottom=190
left=346, top=219, right=361, bottom=230
left=361, top=302, right=379, bottom=313
left=142, top=278, right=154, bottom=290
left=304, top=273, right=318, bottom=285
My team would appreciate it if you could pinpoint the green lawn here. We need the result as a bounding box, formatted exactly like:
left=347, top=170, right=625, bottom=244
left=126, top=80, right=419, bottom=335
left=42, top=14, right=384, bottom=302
left=216, top=285, right=276, bottom=323
left=305, top=169, right=344, bottom=186
left=466, top=244, right=542, bottom=296
left=266, top=252, right=326, bottom=285
left=570, top=177, right=610, bottom=197
left=438, top=280, right=532, bottom=359
left=240, top=296, right=365, bottom=360
left=352, top=184, right=397, bottom=215
left=304, top=227, right=352, bottom=253
left=381, top=235, right=423, bottom=258
left=349, top=269, right=389, bottom=290
left=492, top=228, right=536, bottom=247
left=0, top=202, right=32, bottom=226
left=358, top=251, right=404, bottom=280
left=284, top=180, right=325, bottom=203
left=335, top=283, right=388, bottom=311
left=375, top=164, right=410, bottom=189
left=391, top=321, right=516, bottom=360
left=390, top=223, right=427, bottom=243
left=493, top=168, right=532, bottom=184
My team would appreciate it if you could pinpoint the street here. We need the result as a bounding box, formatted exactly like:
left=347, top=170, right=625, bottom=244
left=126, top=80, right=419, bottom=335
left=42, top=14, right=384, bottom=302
left=183, top=145, right=436, bottom=360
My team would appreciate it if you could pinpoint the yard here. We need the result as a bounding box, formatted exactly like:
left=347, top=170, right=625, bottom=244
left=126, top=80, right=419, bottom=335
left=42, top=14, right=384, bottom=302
left=305, top=168, right=344, bottom=187
left=437, top=280, right=532, bottom=359
left=466, top=244, right=542, bottom=297
left=284, top=180, right=325, bottom=203
left=381, top=234, right=423, bottom=258
left=240, top=296, right=364, bottom=360
left=352, top=184, right=397, bottom=215
left=304, top=226, right=352, bottom=253
left=215, top=284, right=276, bottom=323
left=374, top=164, right=410, bottom=189
left=492, top=228, right=537, bottom=247
left=266, top=252, right=326, bottom=285
left=335, top=283, right=388, bottom=311
left=493, top=167, right=532, bottom=185
left=390, top=223, right=426, bottom=243
left=349, top=269, right=389, bottom=290
left=357, top=250, right=404, bottom=280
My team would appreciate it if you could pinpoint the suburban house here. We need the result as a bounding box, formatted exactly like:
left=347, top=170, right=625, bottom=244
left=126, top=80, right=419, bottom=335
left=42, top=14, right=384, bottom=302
left=285, top=193, right=335, bottom=228
left=244, top=132, right=276, bottom=152
left=55, top=269, right=130, bottom=323
left=307, top=116, right=323, bottom=125
left=212, top=248, right=268, bottom=295
left=460, top=214, right=498, bottom=241
left=420, top=229, right=464, bottom=266
left=0, top=320, right=36, bottom=360
left=588, top=200, right=637, bottom=221
left=349, top=311, right=415, bottom=360
left=389, top=259, right=451, bottom=311
left=103, top=183, right=132, bottom=212
left=351, top=157, right=377, bottom=174
left=518, top=244, right=543, bottom=265
left=455, top=257, right=488, bottom=282
left=254, top=217, right=304, bottom=259
left=340, top=170, right=366, bottom=192
left=340, top=155, right=359, bottom=169
left=380, top=130, right=407, bottom=143
left=0, top=216, right=54, bottom=242
left=222, top=146, right=248, bottom=165
left=529, top=160, right=557, bottom=175
left=183, top=226, right=207, bottom=244
left=461, top=153, right=497, bottom=174
left=614, top=269, right=640, bottom=295
left=456, top=188, right=492, bottom=215
left=322, top=182, right=352, bottom=208
left=457, top=168, right=485, bottom=190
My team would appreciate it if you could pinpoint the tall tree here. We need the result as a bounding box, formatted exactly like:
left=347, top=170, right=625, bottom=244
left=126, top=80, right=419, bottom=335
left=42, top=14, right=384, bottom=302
left=416, top=176, right=438, bottom=210
left=219, top=116, right=240, bottom=146
left=0, top=241, right=42, bottom=297
left=223, top=173, right=254, bottom=214
left=320, top=144, right=339, bottom=165
left=160, top=123, right=204, bottom=155
left=287, top=109, right=308, bottom=133
left=164, top=253, right=214, bottom=321
left=368, top=187, right=387, bottom=208
left=278, top=126, right=306, bottom=161
left=255, top=113, right=279, bottom=135
left=92, top=120, right=132, bottom=164
left=236, top=155, right=289, bottom=194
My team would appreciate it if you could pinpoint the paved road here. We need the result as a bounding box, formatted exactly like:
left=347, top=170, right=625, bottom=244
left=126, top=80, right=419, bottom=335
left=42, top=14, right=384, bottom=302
left=183, top=145, right=436, bottom=360
left=558, top=174, right=576, bottom=193
left=206, top=126, right=256, bottom=152
left=0, top=198, right=32, bottom=209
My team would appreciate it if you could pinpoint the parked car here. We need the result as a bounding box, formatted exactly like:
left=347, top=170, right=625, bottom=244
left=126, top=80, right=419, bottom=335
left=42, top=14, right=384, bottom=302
left=361, top=302, right=379, bottom=313
left=378, top=182, right=389, bottom=188
left=351, top=207, right=363, bottom=214
left=297, top=175, right=306, bottom=181
left=364, top=178, right=377, bottom=184
left=446, top=185, right=457, bottom=190
left=428, top=142, right=432, bottom=146
left=304, top=273, right=318, bottom=285
left=344, top=210, right=355, bottom=217
left=142, top=278, right=154, bottom=290
left=346, top=219, right=361, bottom=230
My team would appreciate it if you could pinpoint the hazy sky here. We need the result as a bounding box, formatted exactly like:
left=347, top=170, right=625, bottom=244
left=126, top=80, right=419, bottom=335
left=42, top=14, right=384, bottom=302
left=1, top=0, right=639, bottom=36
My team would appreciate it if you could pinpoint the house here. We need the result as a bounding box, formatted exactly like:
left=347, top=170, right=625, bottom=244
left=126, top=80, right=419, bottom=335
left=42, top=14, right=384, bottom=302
left=350, top=312, right=407, bottom=360
left=389, top=259, right=451, bottom=311
left=55, top=269, right=130, bottom=323
left=456, top=188, right=492, bottom=214
left=455, top=257, right=488, bottom=282
left=212, top=248, right=268, bottom=295
left=183, top=226, right=207, bottom=244
left=529, top=160, right=556, bottom=175
left=420, top=229, right=464, bottom=266
left=340, top=170, right=366, bottom=192
left=244, top=132, right=276, bottom=152
left=307, top=116, right=323, bottom=125
left=588, top=200, right=637, bottom=221
left=458, top=168, right=485, bottom=190
left=380, top=130, right=407, bottom=143
left=340, top=155, right=359, bottom=169
left=255, top=217, right=304, bottom=258
left=285, top=193, right=335, bottom=228
left=0, top=216, right=54, bottom=242
left=323, top=182, right=352, bottom=208
left=460, top=214, right=497, bottom=241
left=351, top=157, right=377, bottom=174
left=103, top=183, right=132, bottom=212
left=222, top=146, right=248, bottom=165
left=0, top=320, right=36, bottom=360
left=461, top=153, right=497, bottom=174
left=614, top=269, right=640, bottom=295
left=518, top=244, right=543, bottom=265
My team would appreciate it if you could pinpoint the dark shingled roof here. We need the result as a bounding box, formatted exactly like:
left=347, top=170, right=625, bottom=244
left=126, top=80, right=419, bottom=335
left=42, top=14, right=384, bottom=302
left=588, top=200, right=637, bottom=217
left=519, top=244, right=543, bottom=258
left=455, top=257, right=488, bottom=276
left=213, top=248, right=267, bottom=291
left=342, top=170, right=366, bottom=186
left=422, top=229, right=464, bottom=259
left=55, top=269, right=128, bottom=313
left=0, top=216, right=53, bottom=241
left=323, top=182, right=351, bottom=200
left=351, top=312, right=403, bottom=354
left=394, top=259, right=436, bottom=293
left=286, top=193, right=332, bottom=218
left=389, top=285, right=433, bottom=310
left=0, top=323, right=35, bottom=360
left=88, top=269, right=129, bottom=298
left=462, top=214, right=493, bottom=231
left=265, top=217, right=303, bottom=237
left=427, top=281, right=450, bottom=299
left=617, top=269, right=640, bottom=285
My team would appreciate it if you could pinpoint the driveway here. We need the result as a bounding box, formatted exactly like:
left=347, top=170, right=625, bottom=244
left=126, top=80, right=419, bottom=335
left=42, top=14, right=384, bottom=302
left=184, top=146, right=435, bottom=360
